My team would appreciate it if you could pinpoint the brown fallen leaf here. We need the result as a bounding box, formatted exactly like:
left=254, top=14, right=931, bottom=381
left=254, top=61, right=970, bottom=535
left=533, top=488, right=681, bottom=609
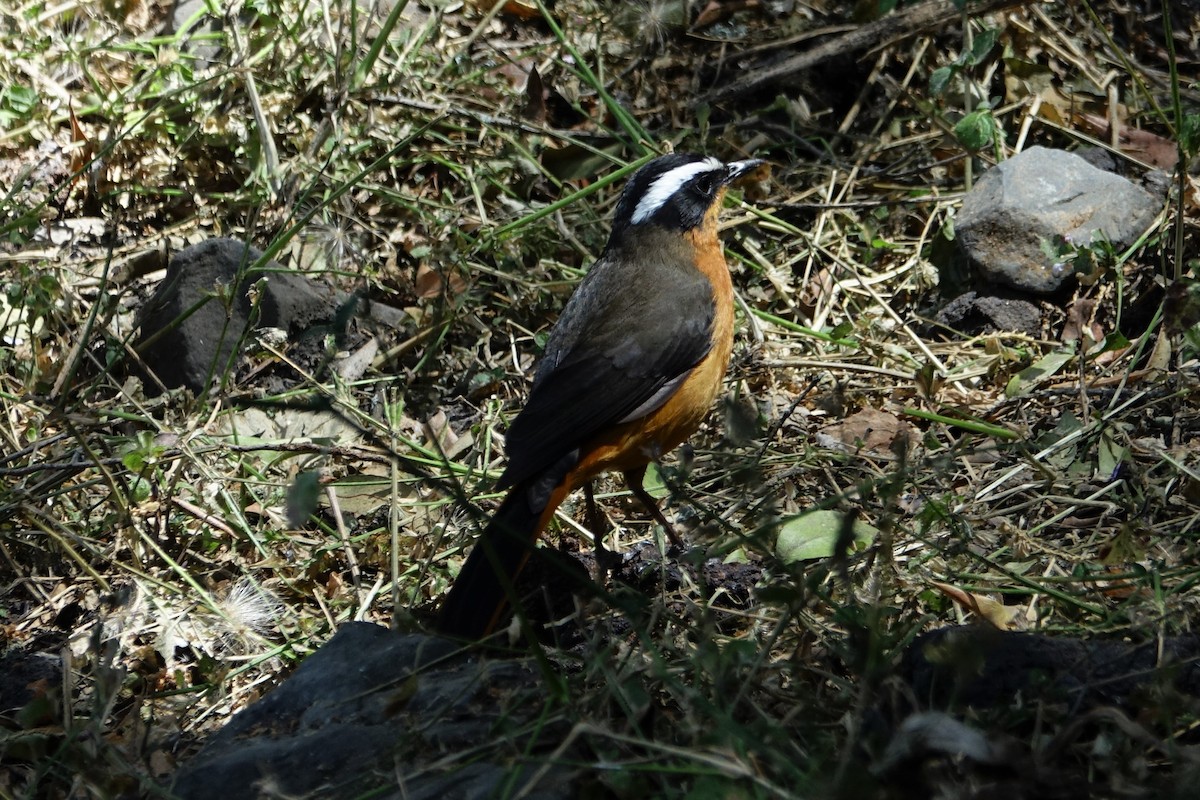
left=472, top=0, right=538, bottom=20
left=931, top=580, right=1025, bottom=630
left=415, top=264, right=441, bottom=299
left=693, top=0, right=760, bottom=28
left=1145, top=328, right=1171, bottom=378
left=67, top=102, right=93, bottom=197
left=1164, top=277, right=1200, bottom=333
left=415, top=264, right=467, bottom=299
left=522, top=65, right=547, bottom=124
left=325, top=570, right=343, bottom=600
left=1062, top=298, right=1102, bottom=348
left=425, top=409, right=474, bottom=460
left=817, top=407, right=912, bottom=456
left=1076, top=112, right=1178, bottom=171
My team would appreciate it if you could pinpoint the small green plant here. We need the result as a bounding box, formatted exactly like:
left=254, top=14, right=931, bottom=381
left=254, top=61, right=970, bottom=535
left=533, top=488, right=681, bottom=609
left=930, top=25, right=1003, bottom=159
left=0, top=83, right=37, bottom=127
left=1039, top=232, right=1118, bottom=284
left=928, top=28, right=997, bottom=98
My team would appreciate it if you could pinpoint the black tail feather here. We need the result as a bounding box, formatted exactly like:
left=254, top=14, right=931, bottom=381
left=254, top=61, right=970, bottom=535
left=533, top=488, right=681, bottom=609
left=435, top=488, right=542, bottom=639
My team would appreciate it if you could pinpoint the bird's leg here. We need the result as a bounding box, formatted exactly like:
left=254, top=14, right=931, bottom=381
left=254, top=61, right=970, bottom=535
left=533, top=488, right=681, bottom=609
left=623, top=466, right=684, bottom=549
left=584, top=481, right=621, bottom=577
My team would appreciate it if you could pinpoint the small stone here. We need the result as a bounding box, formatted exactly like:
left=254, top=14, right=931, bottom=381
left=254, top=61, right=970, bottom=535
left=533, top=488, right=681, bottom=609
left=936, top=291, right=1042, bottom=337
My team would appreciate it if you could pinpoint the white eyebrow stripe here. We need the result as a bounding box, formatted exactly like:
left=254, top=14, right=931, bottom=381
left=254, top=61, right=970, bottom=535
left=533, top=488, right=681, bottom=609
left=630, top=157, right=723, bottom=224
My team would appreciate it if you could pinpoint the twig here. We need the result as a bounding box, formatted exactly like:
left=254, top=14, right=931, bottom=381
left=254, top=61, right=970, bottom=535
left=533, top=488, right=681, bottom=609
left=698, top=0, right=1037, bottom=105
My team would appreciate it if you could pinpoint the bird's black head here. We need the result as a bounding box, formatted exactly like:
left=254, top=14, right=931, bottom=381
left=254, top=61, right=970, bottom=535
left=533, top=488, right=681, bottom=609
left=610, top=153, right=762, bottom=238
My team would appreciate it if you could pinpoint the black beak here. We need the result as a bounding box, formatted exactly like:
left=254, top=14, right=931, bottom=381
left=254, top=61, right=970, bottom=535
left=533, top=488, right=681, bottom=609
left=723, top=159, right=765, bottom=184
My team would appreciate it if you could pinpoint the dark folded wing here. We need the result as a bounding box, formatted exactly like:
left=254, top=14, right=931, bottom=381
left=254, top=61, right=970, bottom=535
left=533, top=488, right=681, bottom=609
left=497, top=256, right=716, bottom=489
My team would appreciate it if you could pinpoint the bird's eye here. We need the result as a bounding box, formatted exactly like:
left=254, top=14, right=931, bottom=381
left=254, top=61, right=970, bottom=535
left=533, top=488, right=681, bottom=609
left=693, top=172, right=718, bottom=197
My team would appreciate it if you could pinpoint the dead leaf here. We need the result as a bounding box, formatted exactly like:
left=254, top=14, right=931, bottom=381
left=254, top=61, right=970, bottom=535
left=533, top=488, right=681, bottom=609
left=415, top=264, right=442, bottom=299
left=693, top=0, right=760, bottom=28
left=817, top=407, right=912, bottom=456
left=1062, top=298, right=1102, bottom=348
left=1164, top=278, right=1200, bottom=333
left=501, top=0, right=540, bottom=19
left=1034, top=84, right=1088, bottom=127
left=470, top=0, right=540, bottom=19
left=931, top=581, right=1025, bottom=630
left=425, top=409, right=474, bottom=460
left=1145, top=329, right=1171, bottom=377
left=1003, top=57, right=1056, bottom=105
left=522, top=65, right=547, bottom=124
left=1076, top=112, right=1178, bottom=170
left=335, top=338, right=378, bottom=382
left=1186, top=174, right=1200, bottom=211
left=67, top=102, right=92, bottom=198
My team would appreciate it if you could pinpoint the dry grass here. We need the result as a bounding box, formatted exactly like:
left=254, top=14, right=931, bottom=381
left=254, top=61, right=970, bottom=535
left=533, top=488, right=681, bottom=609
left=1, top=0, right=1199, bottom=796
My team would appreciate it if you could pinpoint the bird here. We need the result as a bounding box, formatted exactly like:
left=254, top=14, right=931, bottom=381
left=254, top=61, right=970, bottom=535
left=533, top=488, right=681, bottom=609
left=436, top=153, right=763, bottom=639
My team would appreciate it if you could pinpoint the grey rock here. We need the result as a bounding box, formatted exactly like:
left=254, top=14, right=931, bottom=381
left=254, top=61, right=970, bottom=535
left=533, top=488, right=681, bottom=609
left=134, top=238, right=338, bottom=394
left=955, top=146, right=1162, bottom=294
left=170, top=623, right=578, bottom=800
left=168, top=0, right=224, bottom=63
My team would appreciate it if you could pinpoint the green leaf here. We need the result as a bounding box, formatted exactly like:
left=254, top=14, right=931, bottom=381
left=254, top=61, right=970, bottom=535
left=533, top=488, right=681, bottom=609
left=929, top=66, right=954, bottom=97
left=1102, top=525, right=1145, bottom=565
left=1097, top=429, right=1127, bottom=480
left=1, top=84, right=38, bottom=116
left=1099, top=331, right=1131, bottom=354
left=642, top=462, right=668, bottom=500
left=1183, top=325, right=1200, bottom=360
left=1036, top=410, right=1082, bottom=460
left=776, top=510, right=878, bottom=563
left=286, top=471, right=322, bottom=528
left=941, top=214, right=956, bottom=241
left=903, top=408, right=1019, bottom=440
left=967, top=28, right=998, bottom=66
left=953, top=109, right=996, bottom=152
left=127, top=476, right=152, bottom=504
left=1180, top=114, right=1200, bottom=158
left=829, top=320, right=854, bottom=340
left=1005, top=346, right=1076, bottom=397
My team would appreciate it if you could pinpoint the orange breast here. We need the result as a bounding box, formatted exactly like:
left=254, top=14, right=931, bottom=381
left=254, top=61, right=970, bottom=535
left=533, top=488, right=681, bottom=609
left=564, top=213, right=735, bottom=491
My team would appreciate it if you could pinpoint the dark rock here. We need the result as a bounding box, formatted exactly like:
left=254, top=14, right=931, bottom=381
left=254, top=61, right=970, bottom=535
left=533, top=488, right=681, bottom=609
left=1073, top=146, right=1116, bottom=174
left=900, top=626, right=1200, bottom=711
left=873, top=623, right=1200, bottom=800
left=134, top=238, right=338, bottom=394
left=936, top=291, right=1042, bottom=337
left=882, top=627, right=1200, bottom=799
left=170, top=623, right=578, bottom=800
left=0, top=648, right=61, bottom=715
left=1142, top=168, right=1174, bottom=198
left=954, top=147, right=1161, bottom=294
